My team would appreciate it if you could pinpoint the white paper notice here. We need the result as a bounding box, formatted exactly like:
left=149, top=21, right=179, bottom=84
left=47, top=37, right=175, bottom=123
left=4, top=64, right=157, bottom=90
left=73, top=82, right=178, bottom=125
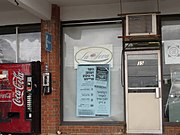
left=164, top=40, right=180, bottom=64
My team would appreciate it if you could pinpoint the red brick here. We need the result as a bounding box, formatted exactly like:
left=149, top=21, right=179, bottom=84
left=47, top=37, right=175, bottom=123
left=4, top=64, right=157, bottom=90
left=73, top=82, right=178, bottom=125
left=41, top=4, right=60, bottom=134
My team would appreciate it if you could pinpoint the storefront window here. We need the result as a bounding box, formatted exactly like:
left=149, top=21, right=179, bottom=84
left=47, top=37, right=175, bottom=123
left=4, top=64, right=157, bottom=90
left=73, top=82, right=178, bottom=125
left=162, top=20, right=180, bottom=123
left=0, top=26, right=40, bottom=63
left=62, top=22, right=124, bottom=122
left=0, top=34, right=16, bottom=63
left=19, top=32, right=41, bottom=62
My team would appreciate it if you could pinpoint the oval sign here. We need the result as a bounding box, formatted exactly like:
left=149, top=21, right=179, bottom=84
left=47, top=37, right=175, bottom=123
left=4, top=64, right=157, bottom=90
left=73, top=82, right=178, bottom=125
left=75, top=47, right=113, bottom=65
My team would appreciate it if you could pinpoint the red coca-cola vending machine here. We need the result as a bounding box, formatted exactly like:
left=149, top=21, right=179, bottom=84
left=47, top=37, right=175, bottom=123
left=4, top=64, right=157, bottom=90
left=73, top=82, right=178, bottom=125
left=0, top=62, right=41, bottom=134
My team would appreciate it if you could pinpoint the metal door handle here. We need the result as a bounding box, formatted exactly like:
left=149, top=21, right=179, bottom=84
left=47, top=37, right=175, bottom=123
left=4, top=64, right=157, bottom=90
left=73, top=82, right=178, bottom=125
left=155, top=87, right=160, bottom=99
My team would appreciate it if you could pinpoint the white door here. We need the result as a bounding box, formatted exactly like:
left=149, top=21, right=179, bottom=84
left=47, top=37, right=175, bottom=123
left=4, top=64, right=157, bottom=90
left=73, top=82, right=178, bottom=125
left=125, top=50, right=162, bottom=134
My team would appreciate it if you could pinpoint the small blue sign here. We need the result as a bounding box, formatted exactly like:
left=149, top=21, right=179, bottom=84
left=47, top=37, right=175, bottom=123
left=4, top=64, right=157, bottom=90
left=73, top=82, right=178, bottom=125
left=45, top=32, right=52, bottom=52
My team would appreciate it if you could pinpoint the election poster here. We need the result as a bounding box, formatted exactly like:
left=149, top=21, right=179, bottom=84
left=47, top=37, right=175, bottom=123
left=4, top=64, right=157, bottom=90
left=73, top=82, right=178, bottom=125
left=76, top=64, right=110, bottom=117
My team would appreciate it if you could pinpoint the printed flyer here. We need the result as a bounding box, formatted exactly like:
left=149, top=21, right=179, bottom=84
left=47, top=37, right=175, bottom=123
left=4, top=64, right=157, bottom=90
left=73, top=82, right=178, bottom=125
left=76, top=64, right=110, bottom=117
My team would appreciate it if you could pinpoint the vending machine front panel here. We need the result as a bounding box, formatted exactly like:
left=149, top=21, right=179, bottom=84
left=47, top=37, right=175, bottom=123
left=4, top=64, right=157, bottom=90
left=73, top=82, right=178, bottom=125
left=0, top=63, right=32, bottom=133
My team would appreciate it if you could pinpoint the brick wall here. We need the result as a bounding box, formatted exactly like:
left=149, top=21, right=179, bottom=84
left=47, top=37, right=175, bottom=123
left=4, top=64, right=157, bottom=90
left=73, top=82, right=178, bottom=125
left=41, top=4, right=60, bottom=134
left=164, top=126, right=180, bottom=135
left=58, top=125, right=125, bottom=135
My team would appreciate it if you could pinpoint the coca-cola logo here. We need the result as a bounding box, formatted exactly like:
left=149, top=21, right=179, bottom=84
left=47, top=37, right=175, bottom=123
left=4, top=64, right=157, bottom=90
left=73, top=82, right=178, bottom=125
left=0, top=91, right=12, bottom=102
left=12, top=70, right=24, bottom=106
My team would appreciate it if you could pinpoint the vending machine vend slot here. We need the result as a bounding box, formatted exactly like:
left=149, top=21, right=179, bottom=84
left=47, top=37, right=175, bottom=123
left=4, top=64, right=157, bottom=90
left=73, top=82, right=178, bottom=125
left=0, top=62, right=41, bottom=134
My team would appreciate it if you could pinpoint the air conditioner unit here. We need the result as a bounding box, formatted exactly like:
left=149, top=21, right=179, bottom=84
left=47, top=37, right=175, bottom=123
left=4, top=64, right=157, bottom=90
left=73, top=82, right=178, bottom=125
left=125, top=13, right=157, bottom=36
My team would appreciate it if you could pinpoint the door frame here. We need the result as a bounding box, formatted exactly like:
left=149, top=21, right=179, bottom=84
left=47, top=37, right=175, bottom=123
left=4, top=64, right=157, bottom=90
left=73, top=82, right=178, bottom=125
left=124, top=50, right=163, bottom=134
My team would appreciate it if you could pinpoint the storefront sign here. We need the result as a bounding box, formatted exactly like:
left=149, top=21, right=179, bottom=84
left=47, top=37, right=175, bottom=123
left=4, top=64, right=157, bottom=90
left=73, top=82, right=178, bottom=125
left=74, top=45, right=113, bottom=69
left=76, top=64, right=110, bottom=117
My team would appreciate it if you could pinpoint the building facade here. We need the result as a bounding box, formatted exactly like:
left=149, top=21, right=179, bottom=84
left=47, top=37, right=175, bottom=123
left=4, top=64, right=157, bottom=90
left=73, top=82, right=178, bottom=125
left=1, top=0, right=180, bottom=134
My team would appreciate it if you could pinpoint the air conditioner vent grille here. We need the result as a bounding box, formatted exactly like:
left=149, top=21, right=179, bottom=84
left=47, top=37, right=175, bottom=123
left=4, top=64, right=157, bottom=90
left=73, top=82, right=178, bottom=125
left=129, top=15, right=152, bottom=34
left=126, top=14, right=157, bottom=36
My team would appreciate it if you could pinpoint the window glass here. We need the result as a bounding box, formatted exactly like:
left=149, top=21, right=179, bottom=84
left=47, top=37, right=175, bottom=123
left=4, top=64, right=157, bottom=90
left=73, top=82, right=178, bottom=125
left=162, top=20, right=180, bottom=123
left=0, top=34, right=16, bottom=63
left=128, top=54, right=158, bottom=88
left=63, top=23, right=124, bottom=122
left=19, top=32, right=41, bottom=62
left=0, top=31, right=40, bottom=63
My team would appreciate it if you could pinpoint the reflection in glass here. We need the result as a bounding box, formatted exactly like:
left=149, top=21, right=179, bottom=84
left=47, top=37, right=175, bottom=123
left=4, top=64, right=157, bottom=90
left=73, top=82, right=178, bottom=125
left=162, top=21, right=180, bottom=122
left=127, top=54, right=158, bottom=87
left=165, top=70, right=180, bottom=122
left=0, top=34, right=16, bottom=63
left=63, top=23, right=124, bottom=122
left=0, top=32, right=41, bottom=63
left=19, top=32, right=41, bottom=62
